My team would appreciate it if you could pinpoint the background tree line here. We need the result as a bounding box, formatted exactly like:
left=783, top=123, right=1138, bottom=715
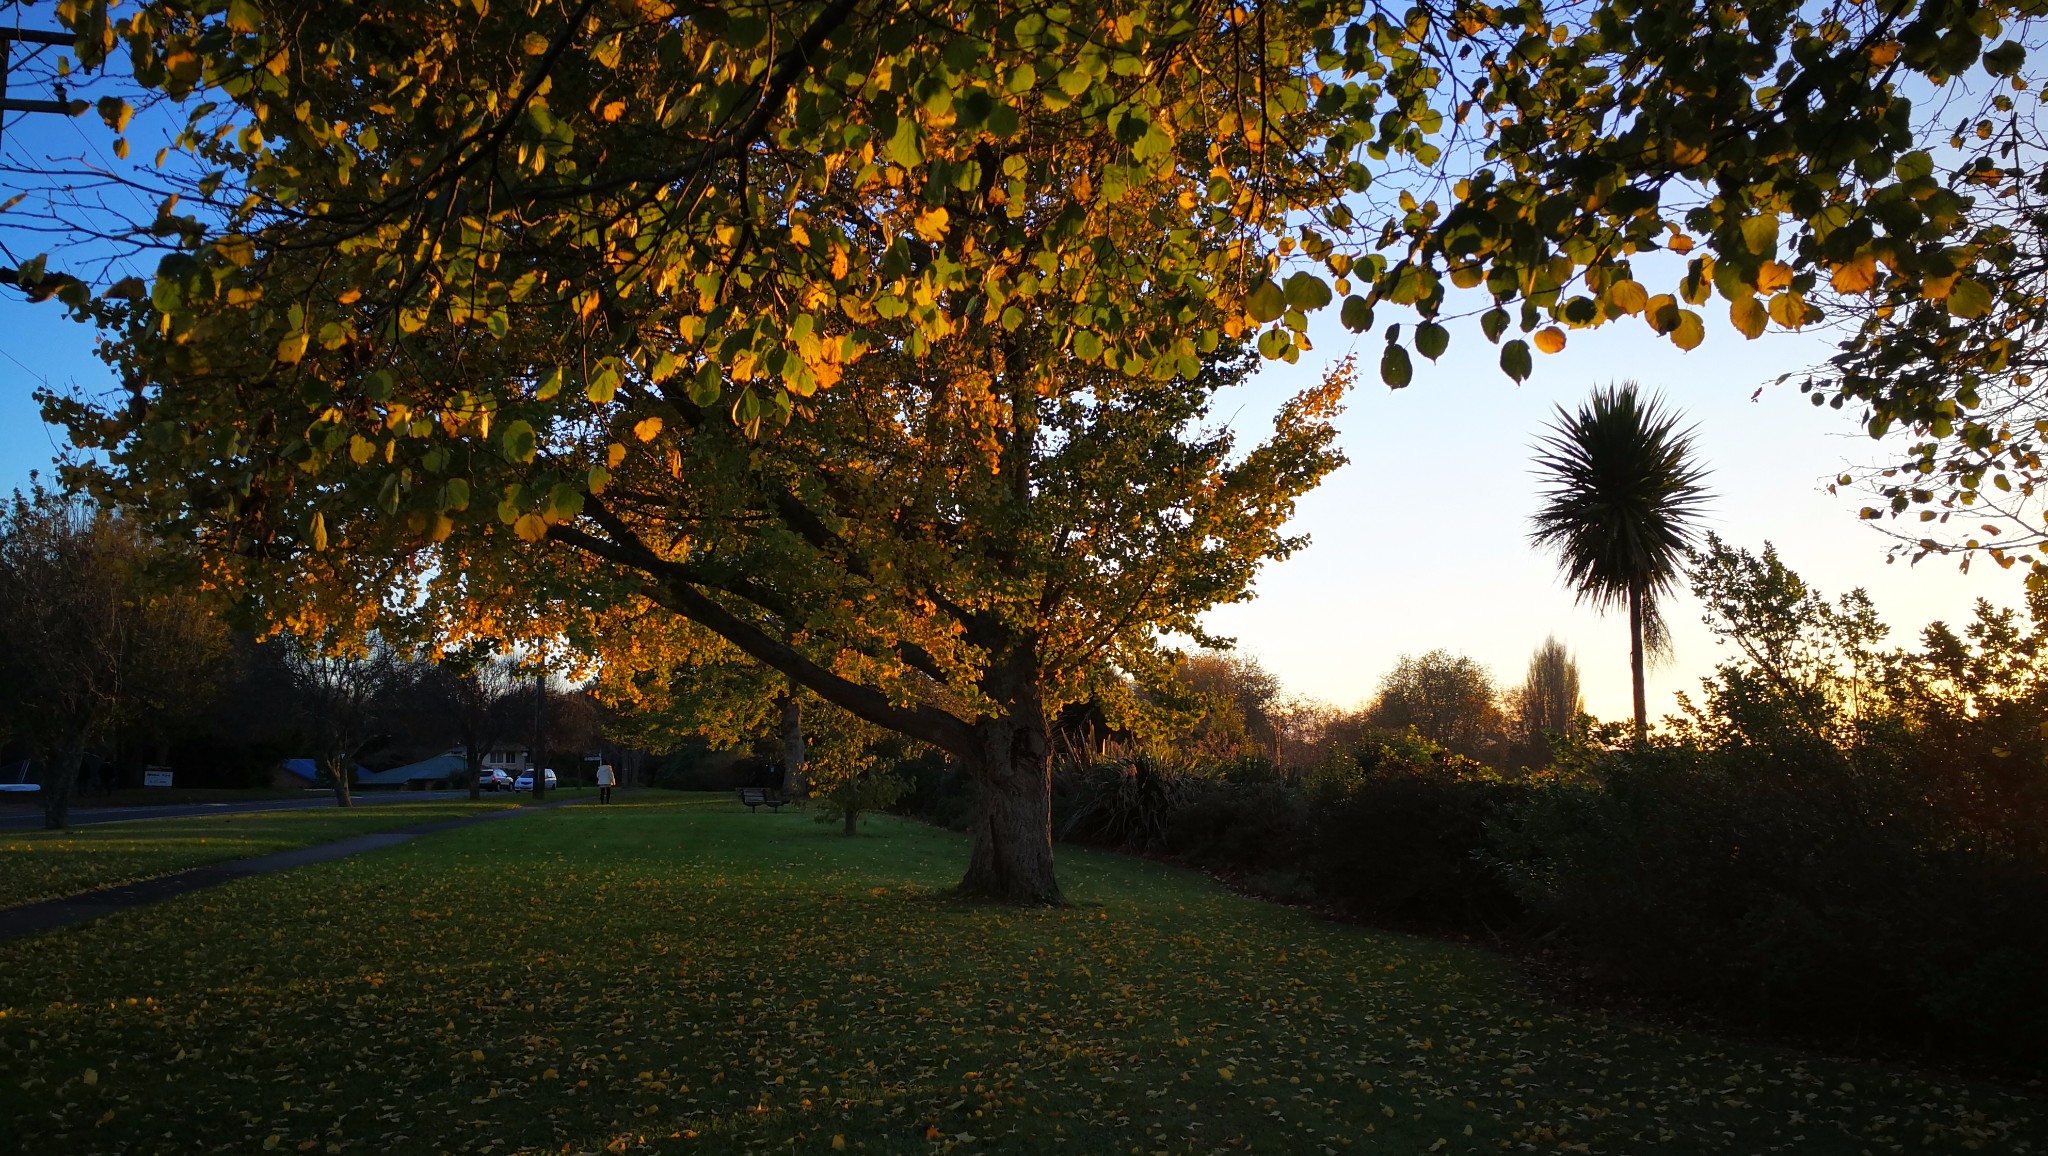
left=0, top=486, right=611, bottom=826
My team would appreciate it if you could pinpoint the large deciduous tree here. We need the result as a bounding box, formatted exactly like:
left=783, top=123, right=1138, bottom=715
left=0, top=487, right=226, bottom=828
left=1365, top=649, right=1502, bottom=762
left=39, top=0, right=1360, bottom=902
left=1531, top=384, right=1709, bottom=741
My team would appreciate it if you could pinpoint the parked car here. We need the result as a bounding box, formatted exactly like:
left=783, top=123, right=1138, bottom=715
left=513, top=769, right=558, bottom=792
left=476, top=769, right=514, bottom=792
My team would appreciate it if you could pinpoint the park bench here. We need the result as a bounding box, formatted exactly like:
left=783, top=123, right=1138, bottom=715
left=736, top=787, right=790, bottom=813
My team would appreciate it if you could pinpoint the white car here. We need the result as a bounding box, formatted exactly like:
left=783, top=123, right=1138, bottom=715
left=476, top=769, right=514, bottom=792
left=513, top=769, right=557, bottom=791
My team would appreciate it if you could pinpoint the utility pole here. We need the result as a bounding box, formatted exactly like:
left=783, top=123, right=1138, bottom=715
left=529, top=665, right=547, bottom=804
left=1, top=28, right=76, bottom=149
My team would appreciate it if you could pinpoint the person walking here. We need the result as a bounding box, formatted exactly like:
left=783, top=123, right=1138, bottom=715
left=596, top=763, right=615, bottom=805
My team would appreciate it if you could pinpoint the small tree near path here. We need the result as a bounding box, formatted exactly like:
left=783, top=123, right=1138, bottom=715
left=806, top=710, right=912, bottom=837
left=280, top=633, right=402, bottom=808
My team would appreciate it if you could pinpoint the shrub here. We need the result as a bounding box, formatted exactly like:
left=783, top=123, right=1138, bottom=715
left=1495, top=740, right=2048, bottom=1065
left=1304, top=732, right=1529, bottom=931
left=1051, top=754, right=1196, bottom=852
left=1164, top=779, right=1311, bottom=873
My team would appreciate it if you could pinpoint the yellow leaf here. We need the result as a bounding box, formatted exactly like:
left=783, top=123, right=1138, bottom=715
left=1645, top=294, right=1679, bottom=334
left=1729, top=295, right=1767, bottom=339
left=82, top=1068, right=98, bottom=1086
left=600, top=100, right=626, bottom=122
left=263, top=1136, right=280, bottom=1151
left=1831, top=254, right=1878, bottom=295
left=470, top=1050, right=485, bottom=1062
left=832, top=1136, right=847, bottom=1151
left=914, top=206, right=950, bottom=242
left=608, top=442, right=628, bottom=468
left=1667, top=233, right=1694, bottom=255
left=1533, top=327, right=1566, bottom=354
left=1755, top=260, right=1794, bottom=293
left=513, top=514, right=548, bottom=543
left=1671, top=310, right=1705, bottom=350
left=634, top=416, right=664, bottom=442
left=277, top=331, right=310, bottom=365
left=1607, top=280, right=1648, bottom=315
left=1217, top=1067, right=1234, bottom=1080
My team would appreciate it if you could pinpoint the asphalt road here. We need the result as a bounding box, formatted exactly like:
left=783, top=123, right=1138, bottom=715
left=0, top=789, right=505, bottom=830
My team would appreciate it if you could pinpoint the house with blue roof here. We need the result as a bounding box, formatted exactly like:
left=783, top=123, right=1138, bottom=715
left=357, top=751, right=469, bottom=791
left=271, top=758, right=371, bottom=791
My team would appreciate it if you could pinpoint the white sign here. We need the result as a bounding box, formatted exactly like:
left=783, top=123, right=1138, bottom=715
left=143, top=769, right=173, bottom=788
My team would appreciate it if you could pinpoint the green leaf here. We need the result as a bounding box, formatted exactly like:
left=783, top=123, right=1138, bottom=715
left=1380, top=343, right=1412, bottom=388
left=688, top=362, right=722, bottom=407
left=1246, top=280, right=1286, bottom=324
left=887, top=115, right=923, bottom=168
left=1739, top=215, right=1778, bottom=255
left=1948, top=276, right=1994, bottom=319
left=1480, top=307, right=1509, bottom=343
left=1415, top=322, right=1448, bottom=361
left=1894, top=151, right=1934, bottom=181
left=1339, top=294, right=1374, bottom=332
left=546, top=483, right=585, bottom=521
left=502, top=420, right=537, bottom=463
left=587, top=360, right=622, bottom=404
left=1500, top=339, right=1533, bottom=382
left=1282, top=272, right=1332, bottom=311
left=1985, top=41, right=2027, bottom=76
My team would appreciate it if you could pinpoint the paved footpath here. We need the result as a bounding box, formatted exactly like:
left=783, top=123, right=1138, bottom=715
left=0, top=802, right=576, bottom=943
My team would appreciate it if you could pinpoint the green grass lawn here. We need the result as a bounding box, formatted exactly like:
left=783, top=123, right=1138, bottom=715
left=0, top=799, right=2039, bottom=1155
left=0, top=801, right=519, bottom=909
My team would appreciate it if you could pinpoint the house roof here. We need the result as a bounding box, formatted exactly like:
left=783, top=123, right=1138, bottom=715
left=358, top=752, right=470, bottom=786
left=279, top=758, right=371, bottom=783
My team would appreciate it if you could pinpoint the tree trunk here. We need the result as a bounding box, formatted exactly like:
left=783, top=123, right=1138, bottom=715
left=779, top=692, right=807, bottom=798
left=1629, top=579, right=1648, bottom=744
left=41, top=740, right=86, bottom=831
left=328, top=756, right=354, bottom=807
left=466, top=744, right=484, bottom=802
left=843, top=808, right=858, bottom=836
left=957, top=710, right=1061, bottom=905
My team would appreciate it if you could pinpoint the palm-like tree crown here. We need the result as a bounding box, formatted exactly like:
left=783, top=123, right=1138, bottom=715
left=1530, top=383, right=1710, bottom=654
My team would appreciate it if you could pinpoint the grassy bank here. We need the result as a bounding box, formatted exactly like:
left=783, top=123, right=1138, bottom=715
left=0, top=801, right=519, bottom=908
left=0, top=798, right=2039, bottom=1154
